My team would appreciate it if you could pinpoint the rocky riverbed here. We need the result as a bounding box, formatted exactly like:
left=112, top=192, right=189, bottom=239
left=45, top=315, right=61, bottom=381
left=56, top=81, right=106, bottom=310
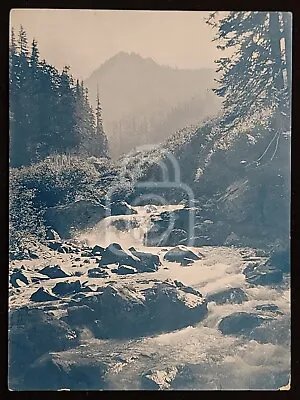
left=8, top=206, right=290, bottom=391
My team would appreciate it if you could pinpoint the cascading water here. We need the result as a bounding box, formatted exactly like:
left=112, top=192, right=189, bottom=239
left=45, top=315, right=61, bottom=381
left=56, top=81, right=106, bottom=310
left=76, top=204, right=183, bottom=249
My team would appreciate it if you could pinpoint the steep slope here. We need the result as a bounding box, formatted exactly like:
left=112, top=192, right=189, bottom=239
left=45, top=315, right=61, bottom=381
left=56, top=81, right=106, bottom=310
left=85, top=52, right=221, bottom=157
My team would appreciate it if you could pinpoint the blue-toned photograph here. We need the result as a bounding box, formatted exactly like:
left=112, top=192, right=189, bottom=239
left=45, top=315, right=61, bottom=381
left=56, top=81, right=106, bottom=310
left=8, top=10, right=291, bottom=391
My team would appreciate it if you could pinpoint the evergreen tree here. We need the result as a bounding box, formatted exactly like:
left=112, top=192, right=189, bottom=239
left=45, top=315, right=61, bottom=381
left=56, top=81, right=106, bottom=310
left=206, top=12, right=292, bottom=135
left=93, top=86, right=109, bottom=158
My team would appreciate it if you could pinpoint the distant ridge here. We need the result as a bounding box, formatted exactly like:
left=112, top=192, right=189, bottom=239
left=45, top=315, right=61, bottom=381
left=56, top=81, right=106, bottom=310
left=85, top=52, right=221, bottom=158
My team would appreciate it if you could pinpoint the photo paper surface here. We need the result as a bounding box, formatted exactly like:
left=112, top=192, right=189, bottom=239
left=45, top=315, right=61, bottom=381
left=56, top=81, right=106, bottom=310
left=8, top=9, right=291, bottom=390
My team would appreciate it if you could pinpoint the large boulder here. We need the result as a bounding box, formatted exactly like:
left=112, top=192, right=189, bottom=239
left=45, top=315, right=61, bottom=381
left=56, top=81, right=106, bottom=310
left=109, top=201, right=137, bottom=216
left=30, top=287, right=59, bottom=302
left=78, top=280, right=207, bottom=338
left=218, top=312, right=267, bottom=335
left=243, top=261, right=283, bottom=285
left=8, top=307, right=79, bottom=383
left=99, top=243, right=140, bottom=267
left=129, top=247, right=160, bottom=272
left=269, top=249, right=290, bottom=273
left=143, top=281, right=208, bottom=333
left=163, top=246, right=202, bottom=263
left=20, top=351, right=108, bottom=390
left=44, top=200, right=107, bottom=239
left=39, top=265, right=71, bottom=279
left=52, top=280, right=88, bottom=296
left=206, top=287, right=248, bottom=305
left=9, top=271, right=29, bottom=288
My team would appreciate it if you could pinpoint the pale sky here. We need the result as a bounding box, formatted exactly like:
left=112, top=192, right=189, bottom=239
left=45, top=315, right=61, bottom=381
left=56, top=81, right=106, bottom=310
left=10, top=9, right=221, bottom=81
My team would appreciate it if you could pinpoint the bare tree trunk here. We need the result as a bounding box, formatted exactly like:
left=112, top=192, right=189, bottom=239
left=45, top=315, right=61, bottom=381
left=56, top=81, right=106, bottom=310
left=269, top=12, right=285, bottom=91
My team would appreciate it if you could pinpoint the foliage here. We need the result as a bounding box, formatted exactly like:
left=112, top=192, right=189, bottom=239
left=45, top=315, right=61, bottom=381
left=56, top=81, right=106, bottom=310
left=206, top=12, right=292, bottom=135
left=9, top=26, right=110, bottom=168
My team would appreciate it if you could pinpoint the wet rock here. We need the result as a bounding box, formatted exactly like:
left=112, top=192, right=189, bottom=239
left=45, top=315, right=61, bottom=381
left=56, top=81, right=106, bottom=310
left=218, top=312, right=266, bottom=335
left=243, top=261, right=283, bottom=285
left=129, top=247, right=160, bottom=272
left=163, top=246, right=202, bottom=263
left=66, top=305, right=97, bottom=326
left=47, top=241, right=63, bottom=251
left=144, top=281, right=207, bottom=333
left=46, top=228, right=61, bottom=241
left=10, top=271, right=29, bottom=288
left=20, top=351, right=108, bottom=390
left=112, top=265, right=138, bottom=275
left=110, top=201, right=137, bottom=216
left=269, top=249, right=290, bottom=273
left=39, top=265, right=71, bottom=279
left=141, top=367, right=178, bottom=390
left=99, top=243, right=140, bottom=267
left=207, top=287, right=248, bottom=305
left=44, top=200, right=107, bottom=239
left=8, top=307, right=79, bottom=382
left=180, top=258, right=195, bottom=266
left=255, top=303, right=279, bottom=313
left=78, top=280, right=207, bottom=338
left=81, top=251, right=94, bottom=257
left=52, top=280, right=84, bottom=296
left=92, top=245, right=105, bottom=256
left=87, top=268, right=109, bottom=279
left=30, top=287, right=59, bottom=302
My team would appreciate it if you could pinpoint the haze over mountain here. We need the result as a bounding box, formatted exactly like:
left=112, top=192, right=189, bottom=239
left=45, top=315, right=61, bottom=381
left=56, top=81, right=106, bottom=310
left=85, top=52, right=221, bottom=158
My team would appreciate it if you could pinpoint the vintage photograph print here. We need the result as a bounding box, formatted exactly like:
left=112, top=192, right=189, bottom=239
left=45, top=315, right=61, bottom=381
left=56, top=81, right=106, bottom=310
left=8, top=9, right=291, bottom=390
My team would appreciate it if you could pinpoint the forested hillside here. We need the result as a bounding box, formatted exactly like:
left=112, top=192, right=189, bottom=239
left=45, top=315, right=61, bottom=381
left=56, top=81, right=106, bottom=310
left=9, top=26, right=109, bottom=168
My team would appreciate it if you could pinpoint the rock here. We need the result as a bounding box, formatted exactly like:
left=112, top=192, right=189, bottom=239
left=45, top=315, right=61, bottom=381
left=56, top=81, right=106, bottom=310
left=19, top=351, right=108, bottom=390
left=81, top=251, right=94, bottom=257
left=44, top=200, right=107, bottom=239
left=224, top=232, right=241, bottom=247
left=254, top=304, right=283, bottom=315
left=52, top=280, right=84, bottom=296
left=28, top=251, right=39, bottom=259
left=145, top=205, right=157, bottom=213
left=39, top=265, right=71, bottom=279
left=109, top=201, right=137, bottom=216
left=144, top=281, right=207, bottom=333
left=66, top=305, right=97, bottom=326
left=180, top=258, right=195, bottom=266
left=207, top=287, right=248, bottom=305
left=166, top=229, right=188, bottom=246
left=87, top=268, right=109, bottom=279
left=113, top=265, right=138, bottom=275
left=243, top=261, right=283, bottom=285
left=83, top=259, right=90, bottom=264
left=8, top=307, right=79, bottom=382
left=173, top=280, right=202, bottom=297
left=47, top=241, right=63, bottom=251
left=74, top=257, right=81, bottom=261
left=128, top=247, right=160, bottom=272
left=163, top=246, right=202, bottom=263
left=46, top=228, right=61, bottom=241
left=141, top=367, right=178, bottom=390
left=99, top=243, right=140, bottom=267
left=10, top=271, right=29, bottom=288
left=78, top=280, right=207, bottom=338
left=92, top=245, right=105, bottom=256
left=218, top=312, right=266, bottom=335
left=269, top=249, right=290, bottom=273
left=30, top=287, right=59, bottom=302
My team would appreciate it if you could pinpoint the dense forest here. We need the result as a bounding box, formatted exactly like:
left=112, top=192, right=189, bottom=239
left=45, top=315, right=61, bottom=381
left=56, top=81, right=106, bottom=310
left=9, top=26, right=109, bottom=168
